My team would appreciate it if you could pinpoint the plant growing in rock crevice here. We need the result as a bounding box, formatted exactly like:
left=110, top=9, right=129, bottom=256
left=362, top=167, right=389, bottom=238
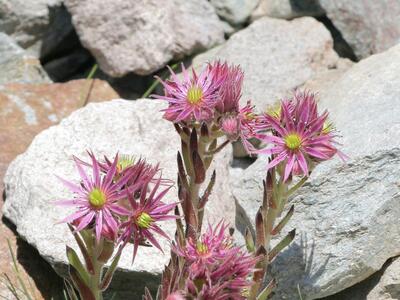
left=56, top=62, right=344, bottom=299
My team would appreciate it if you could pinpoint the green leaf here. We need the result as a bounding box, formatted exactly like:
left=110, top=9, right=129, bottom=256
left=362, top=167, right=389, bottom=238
left=68, top=225, right=95, bottom=274
left=63, top=279, right=79, bottom=300
left=268, top=229, right=296, bottom=262
left=256, top=279, right=276, bottom=300
left=192, top=150, right=205, bottom=184
left=255, top=208, right=265, bottom=247
left=245, top=227, right=255, bottom=253
left=271, top=205, right=294, bottom=236
left=66, top=246, right=90, bottom=286
left=69, top=266, right=96, bottom=300
left=100, top=250, right=122, bottom=291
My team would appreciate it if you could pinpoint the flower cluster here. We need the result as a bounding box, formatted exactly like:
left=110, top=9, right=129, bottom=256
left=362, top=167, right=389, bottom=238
left=171, top=222, right=258, bottom=299
left=153, top=61, right=261, bottom=154
left=56, top=151, right=177, bottom=260
left=258, top=91, right=345, bottom=181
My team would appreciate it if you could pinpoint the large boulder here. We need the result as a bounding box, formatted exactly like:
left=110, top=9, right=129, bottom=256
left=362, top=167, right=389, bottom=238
left=319, top=0, right=400, bottom=59
left=322, top=257, right=400, bottom=300
left=3, top=99, right=235, bottom=298
left=0, top=32, right=50, bottom=84
left=232, top=44, right=400, bottom=299
left=192, top=17, right=341, bottom=112
left=0, top=79, right=118, bottom=299
left=64, top=0, right=225, bottom=77
left=210, top=0, right=259, bottom=25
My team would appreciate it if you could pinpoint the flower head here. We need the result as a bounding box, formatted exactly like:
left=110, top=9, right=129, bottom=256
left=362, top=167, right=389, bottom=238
left=214, top=61, right=244, bottom=114
left=220, top=101, right=262, bottom=154
left=173, top=221, right=232, bottom=265
left=56, top=153, right=132, bottom=241
left=173, top=222, right=258, bottom=300
left=119, top=177, right=177, bottom=262
left=259, top=91, right=345, bottom=181
left=154, top=63, right=226, bottom=122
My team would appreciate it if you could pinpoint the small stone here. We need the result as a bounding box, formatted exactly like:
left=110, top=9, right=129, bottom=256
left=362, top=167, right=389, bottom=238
left=251, top=0, right=324, bottom=20
left=210, top=0, right=259, bottom=25
left=0, top=33, right=51, bottom=84
left=0, top=0, right=73, bottom=58
left=64, top=0, right=225, bottom=76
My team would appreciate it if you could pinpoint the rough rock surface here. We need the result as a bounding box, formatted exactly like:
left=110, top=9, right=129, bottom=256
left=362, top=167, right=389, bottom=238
left=232, top=44, right=400, bottom=299
left=357, top=257, right=400, bottom=300
left=3, top=99, right=235, bottom=298
left=210, top=0, right=259, bottom=25
left=251, top=0, right=324, bottom=20
left=323, top=257, right=400, bottom=300
left=0, top=33, right=50, bottom=84
left=64, top=0, right=225, bottom=77
left=0, top=0, right=73, bottom=58
left=319, top=0, right=400, bottom=59
left=192, top=17, right=340, bottom=112
left=0, top=79, right=117, bottom=299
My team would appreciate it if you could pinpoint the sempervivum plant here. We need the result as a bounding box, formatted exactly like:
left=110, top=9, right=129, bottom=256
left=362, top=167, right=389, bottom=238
left=57, top=152, right=176, bottom=300
left=57, top=62, right=344, bottom=300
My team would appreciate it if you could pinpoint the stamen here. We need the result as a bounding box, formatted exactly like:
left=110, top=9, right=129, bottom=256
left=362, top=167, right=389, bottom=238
left=88, top=188, right=106, bottom=208
left=284, top=134, right=302, bottom=150
left=187, top=86, right=203, bottom=105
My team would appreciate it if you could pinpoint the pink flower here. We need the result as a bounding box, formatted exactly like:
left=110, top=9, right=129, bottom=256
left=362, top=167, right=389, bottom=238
left=119, top=178, right=178, bottom=262
left=173, top=221, right=232, bottom=265
left=153, top=63, right=226, bottom=122
left=214, top=61, right=244, bottom=114
left=56, top=153, right=132, bottom=241
left=165, top=292, right=185, bottom=300
left=259, top=91, right=344, bottom=181
left=173, top=222, right=258, bottom=300
left=220, top=101, right=261, bottom=154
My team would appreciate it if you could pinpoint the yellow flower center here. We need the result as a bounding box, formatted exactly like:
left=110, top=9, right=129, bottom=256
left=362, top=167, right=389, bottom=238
left=322, top=121, right=334, bottom=134
left=265, top=103, right=281, bottom=118
left=196, top=241, right=208, bottom=255
left=187, top=86, right=203, bottom=105
left=88, top=188, right=106, bottom=209
left=284, top=134, right=302, bottom=150
left=136, top=212, right=153, bottom=229
left=117, top=155, right=135, bottom=173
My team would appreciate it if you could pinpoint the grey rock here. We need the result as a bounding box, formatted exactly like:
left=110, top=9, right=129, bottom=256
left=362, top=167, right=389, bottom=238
left=210, top=0, right=260, bottom=25
left=322, top=257, right=400, bottom=300
left=3, top=99, right=235, bottom=298
left=192, top=17, right=340, bottom=112
left=64, top=0, right=225, bottom=77
left=360, top=257, right=400, bottom=300
left=319, top=0, right=400, bottom=59
left=0, top=33, right=50, bottom=84
left=0, top=0, right=73, bottom=58
left=251, top=0, right=324, bottom=20
left=233, top=44, right=400, bottom=299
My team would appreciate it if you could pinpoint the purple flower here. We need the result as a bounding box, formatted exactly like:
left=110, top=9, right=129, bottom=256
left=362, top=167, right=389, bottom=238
left=220, top=101, right=262, bottom=154
left=173, top=222, right=258, bottom=300
left=154, top=63, right=226, bottom=122
left=56, top=153, right=132, bottom=241
left=259, top=91, right=345, bottom=181
left=214, top=61, right=244, bottom=114
left=119, top=177, right=178, bottom=262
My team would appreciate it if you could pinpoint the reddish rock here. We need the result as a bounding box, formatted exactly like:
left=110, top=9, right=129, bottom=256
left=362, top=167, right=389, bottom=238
left=0, top=79, right=119, bottom=299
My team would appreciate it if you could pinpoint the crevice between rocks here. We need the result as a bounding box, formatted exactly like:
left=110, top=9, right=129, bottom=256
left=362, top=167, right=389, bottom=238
left=315, top=15, right=358, bottom=62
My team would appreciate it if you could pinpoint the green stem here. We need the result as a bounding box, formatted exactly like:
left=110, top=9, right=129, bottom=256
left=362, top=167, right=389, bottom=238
left=286, top=176, right=308, bottom=197
left=89, top=238, right=104, bottom=300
